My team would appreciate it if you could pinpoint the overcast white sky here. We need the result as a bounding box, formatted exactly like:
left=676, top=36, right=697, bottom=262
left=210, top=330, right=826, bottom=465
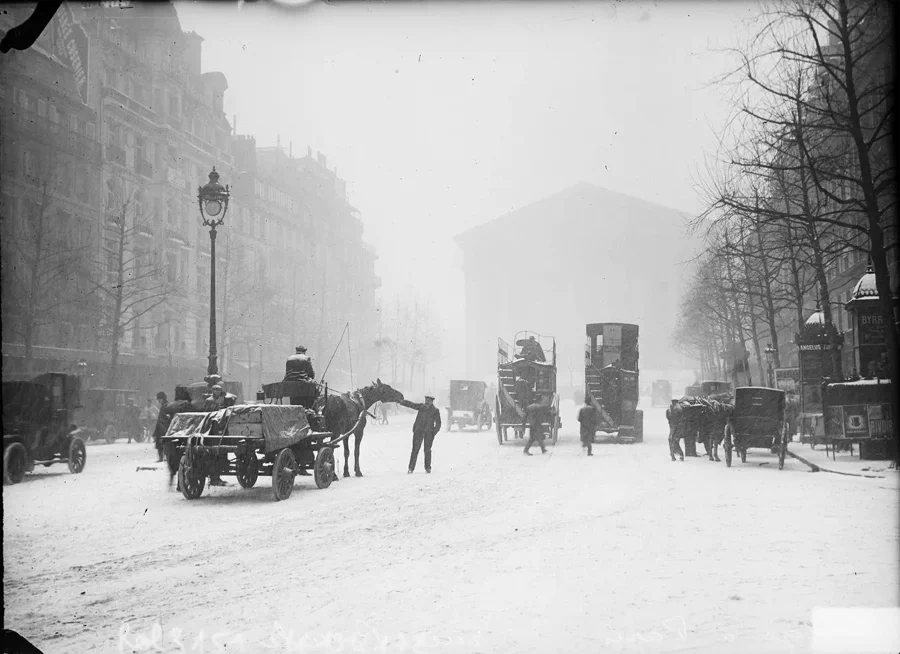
left=175, top=0, right=759, bottom=375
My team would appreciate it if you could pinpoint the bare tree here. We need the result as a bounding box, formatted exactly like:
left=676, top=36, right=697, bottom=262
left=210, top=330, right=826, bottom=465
left=87, top=184, right=180, bottom=388
left=0, top=161, right=93, bottom=369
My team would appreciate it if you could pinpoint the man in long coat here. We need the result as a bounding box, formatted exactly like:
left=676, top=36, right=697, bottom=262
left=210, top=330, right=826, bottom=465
left=284, top=345, right=316, bottom=408
left=523, top=402, right=549, bottom=455
left=577, top=395, right=597, bottom=456
left=400, top=394, right=442, bottom=473
left=514, top=374, right=533, bottom=439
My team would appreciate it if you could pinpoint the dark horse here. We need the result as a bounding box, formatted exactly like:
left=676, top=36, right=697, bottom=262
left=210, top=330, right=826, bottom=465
left=317, top=378, right=404, bottom=478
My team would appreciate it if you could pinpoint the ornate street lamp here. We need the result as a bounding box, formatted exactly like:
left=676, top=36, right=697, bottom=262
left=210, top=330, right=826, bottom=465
left=764, top=343, right=776, bottom=388
left=197, top=167, right=230, bottom=386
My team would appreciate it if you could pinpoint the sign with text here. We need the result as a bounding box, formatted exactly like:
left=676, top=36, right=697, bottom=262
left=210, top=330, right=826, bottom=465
left=53, top=4, right=90, bottom=106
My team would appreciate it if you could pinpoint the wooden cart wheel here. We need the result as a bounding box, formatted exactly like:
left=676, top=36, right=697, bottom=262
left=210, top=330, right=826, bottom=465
left=236, top=454, right=259, bottom=489
left=67, top=437, right=86, bottom=474
left=778, top=423, right=787, bottom=470
left=3, top=442, right=27, bottom=485
left=314, top=447, right=335, bottom=489
left=272, top=448, right=296, bottom=501
left=104, top=424, right=116, bottom=444
left=178, top=454, right=205, bottom=500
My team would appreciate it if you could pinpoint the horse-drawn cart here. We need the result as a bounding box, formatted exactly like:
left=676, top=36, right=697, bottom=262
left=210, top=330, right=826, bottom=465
left=162, top=403, right=340, bottom=501
left=723, top=387, right=789, bottom=470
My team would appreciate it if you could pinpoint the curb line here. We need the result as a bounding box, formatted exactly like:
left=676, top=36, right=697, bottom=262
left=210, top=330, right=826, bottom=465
left=787, top=450, right=885, bottom=478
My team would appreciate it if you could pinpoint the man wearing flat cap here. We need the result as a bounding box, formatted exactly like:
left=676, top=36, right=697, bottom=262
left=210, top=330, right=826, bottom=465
left=285, top=345, right=315, bottom=382
left=399, top=394, right=442, bottom=474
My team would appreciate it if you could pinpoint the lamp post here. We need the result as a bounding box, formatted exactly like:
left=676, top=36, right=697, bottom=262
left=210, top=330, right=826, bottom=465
left=764, top=343, right=776, bottom=388
left=197, top=167, right=230, bottom=387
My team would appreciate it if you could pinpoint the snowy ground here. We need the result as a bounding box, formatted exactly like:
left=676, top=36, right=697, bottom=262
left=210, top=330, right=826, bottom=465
left=4, top=400, right=898, bottom=654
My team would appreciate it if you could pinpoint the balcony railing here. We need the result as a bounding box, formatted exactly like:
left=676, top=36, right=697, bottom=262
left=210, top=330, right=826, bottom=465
left=137, top=159, right=153, bottom=179
left=166, top=227, right=188, bottom=245
left=102, top=86, right=161, bottom=126
left=1, top=105, right=101, bottom=161
left=106, top=144, right=126, bottom=167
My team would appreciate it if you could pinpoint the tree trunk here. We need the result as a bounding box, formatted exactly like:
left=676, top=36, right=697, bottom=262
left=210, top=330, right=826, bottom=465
left=107, top=216, right=127, bottom=388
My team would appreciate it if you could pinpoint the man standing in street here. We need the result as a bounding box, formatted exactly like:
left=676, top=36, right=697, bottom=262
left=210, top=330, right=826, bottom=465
left=667, top=399, right=684, bottom=462
left=577, top=394, right=597, bottom=456
left=153, top=392, right=168, bottom=461
left=523, top=401, right=549, bottom=455
left=400, top=394, right=442, bottom=474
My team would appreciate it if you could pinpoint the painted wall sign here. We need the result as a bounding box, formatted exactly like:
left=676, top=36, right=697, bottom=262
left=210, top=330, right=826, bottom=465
left=53, top=4, right=90, bottom=106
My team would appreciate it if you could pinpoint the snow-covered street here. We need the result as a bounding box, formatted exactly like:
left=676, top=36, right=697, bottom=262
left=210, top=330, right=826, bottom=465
left=4, top=401, right=898, bottom=654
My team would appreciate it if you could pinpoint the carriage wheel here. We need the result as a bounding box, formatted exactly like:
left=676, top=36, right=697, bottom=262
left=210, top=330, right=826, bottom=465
left=495, top=398, right=503, bottom=445
left=272, top=448, right=296, bottom=501
left=236, top=454, right=259, bottom=489
left=3, top=443, right=27, bottom=485
left=178, top=455, right=205, bottom=500
left=104, top=424, right=116, bottom=444
left=67, top=437, right=86, bottom=474
left=314, top=447, right=335, bottom=489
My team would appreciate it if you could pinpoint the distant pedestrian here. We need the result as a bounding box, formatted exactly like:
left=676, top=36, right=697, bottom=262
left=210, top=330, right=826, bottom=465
left=153, top=392, right=168, bottom=461
left=140, top=398, right=159, bottom=443
left=125, top=398, right=141, bottom=444
left=514, top=374, right=534, bottom=439
left=400, top=394, right=442, bottom=473
left=379, top=402, right=389, bottom=425
left=577, top=395, right=597, bottom=456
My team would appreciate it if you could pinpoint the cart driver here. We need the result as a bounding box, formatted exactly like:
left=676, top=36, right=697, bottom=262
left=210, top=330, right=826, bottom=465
left=284, top=345, right=315, bottom=382
left=204, top=384, right=236, bottom=411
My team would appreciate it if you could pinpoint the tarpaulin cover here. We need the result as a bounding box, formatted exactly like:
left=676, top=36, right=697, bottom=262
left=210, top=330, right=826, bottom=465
left=164, top=405, right=311, bottom=454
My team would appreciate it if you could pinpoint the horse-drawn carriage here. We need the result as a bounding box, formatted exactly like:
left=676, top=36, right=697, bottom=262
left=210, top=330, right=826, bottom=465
left=79, top=388, right=141, bottom=443
left=495, top=331, right=561, bottom=446
left=723, top=387, right=789, bottom=470
left=446, top=380, right=492, bottom=431
left=162, top=377, right=403, bottom=500
left=2, top=372, right=87, bottom=484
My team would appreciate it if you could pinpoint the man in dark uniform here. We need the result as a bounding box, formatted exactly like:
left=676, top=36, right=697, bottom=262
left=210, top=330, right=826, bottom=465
left=156, top=386, right=198, bottom=485
left=523, top=402, right=549, bottom=455
left=400, top=394, right=442, bottom=473
left=283, top=345, right=316, bottom=408
left=153, top=391, right=168, bottom=462
left=514, top=373, right=533, bottom=439
left=577, top=394, right=597, bottom=456
left=667, top=399, right=684, bottom=461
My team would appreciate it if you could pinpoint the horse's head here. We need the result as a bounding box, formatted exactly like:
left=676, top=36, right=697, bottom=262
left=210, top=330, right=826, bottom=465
left=372, top=378, right=404, bottom=404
